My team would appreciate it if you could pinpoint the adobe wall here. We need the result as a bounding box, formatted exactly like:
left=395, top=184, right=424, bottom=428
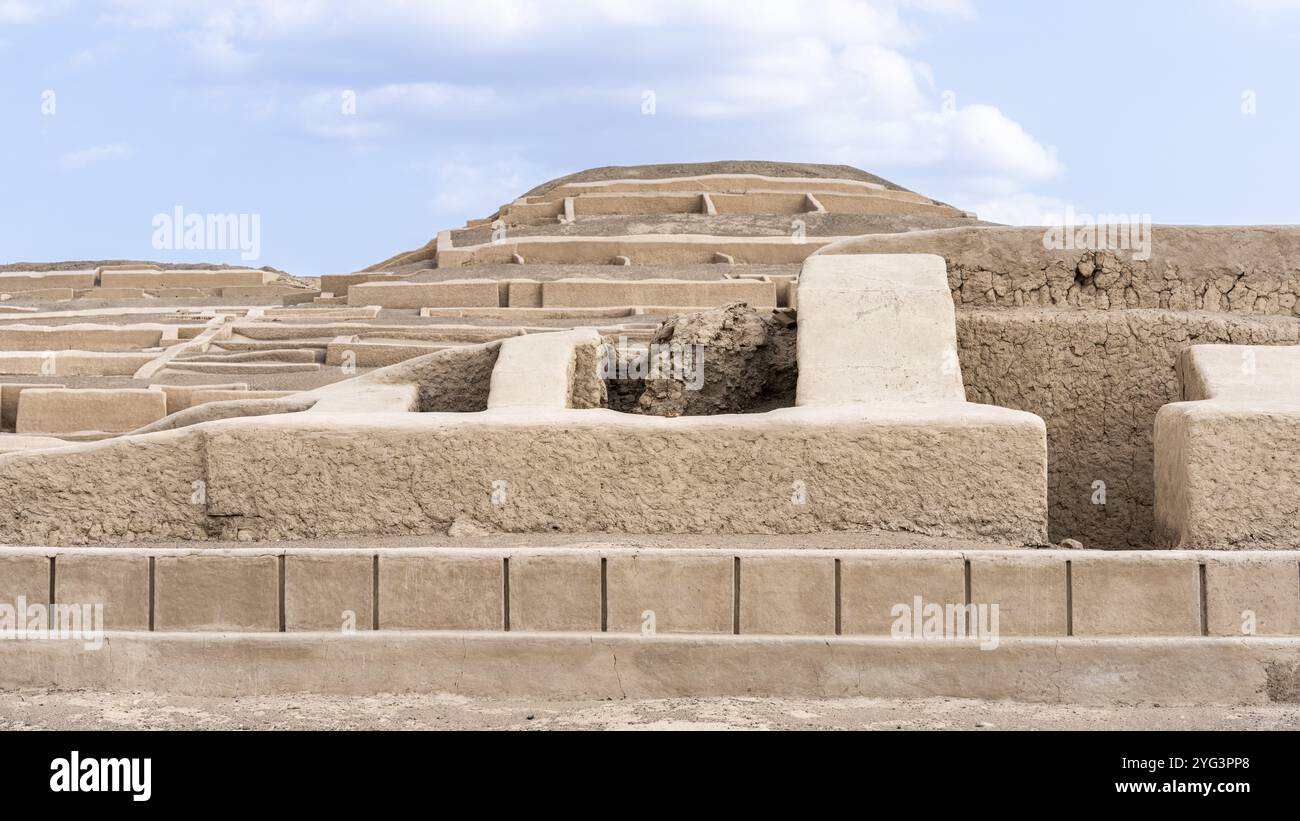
left=1155, top=345, right=1300, bottom=549
left=99, top=269, right=272, bottom=289
left=0, top=324, right=165, bottom=351
left=0, top=351, right=158, bottom=376
left=318, top=271, right=409, bottom=297
left=346, top=279, right=500, bottom=309
left=541, top=278, right=777, bottom=309
left=0, top=271, right=97, bottom=291
left=822, top=226, right=1300, bottom=315
left=956, top=309, right=1300, bottom=547
left=0, top=403, right=1045, bottom=545
left=0, top=426, right=208, bottom=543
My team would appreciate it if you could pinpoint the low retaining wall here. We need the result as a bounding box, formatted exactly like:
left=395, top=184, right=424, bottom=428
left=0, top=351, right=158, bottom=376
left=325, top=338, right=455, bottom=367
left=0, top=324, right=165, bottom=351
left=0, top=404, right=1046, bottom=545
left=189, top=389, right=298, bottom=406
left=1, top=547, right=1295, bottom=636
left=0, top=547, right=1296, bottom=701
left=99, top=269, right=271, bottom=289
left=151, top=383, right=250, bottom=414
left=0, top=271, right=96, bottom=291
left=541, top=277, right=777, bottom=308
left=437, top=235, right=843, bottom=267
left=318, top=272, right=408, bottom=297
left=347, top=279, right=500, bottom=309
left=541, top=173, right=895, bottom=199
left=4, top=633, right=1297, bottom=702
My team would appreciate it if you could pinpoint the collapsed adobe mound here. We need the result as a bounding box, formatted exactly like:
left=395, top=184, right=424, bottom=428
left=634, top=302, right=796, bottom=416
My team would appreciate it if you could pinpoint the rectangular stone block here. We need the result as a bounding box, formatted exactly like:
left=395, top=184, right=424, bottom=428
left=796, top=254, right=964, bottom=404
left=605, top=555, right=733, bottom=634
left=54, top=554, right=150, bottom=630
left=1205, top=556, right=1300, bottom=636
left=378, top=555, right=503, bottom=630
left=487, top=329, right=600, bottom=410
left=1, top=383, right=64, bottom=431
left=1071, top=557, right=1200, bottom=636
left=15, top=388, right=168, bottom=435
left=150, top=383, right=250, bottom=414
left=347, top=279, right=500, bottom=309
left=285, top=554, right=373, bottom=631
left=738, top=556, right=834, bottom=635
left=154, top=555, right=279, bottom=631
left=507, top=279, right=543, bottom=308
left=508, top=554, right=601, bottom=632
left=0, top=554, right=49, bottom=606
left=968, top=554, right=1068, bottom=636
left=840, top=556, right=965, bottom=635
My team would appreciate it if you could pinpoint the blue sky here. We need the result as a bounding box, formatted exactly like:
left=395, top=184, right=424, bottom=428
left=2, top=0, right=1298, bottom=276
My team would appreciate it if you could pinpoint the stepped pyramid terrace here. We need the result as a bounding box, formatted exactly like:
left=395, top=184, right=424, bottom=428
left=2, top=162, right=1298, bottom=704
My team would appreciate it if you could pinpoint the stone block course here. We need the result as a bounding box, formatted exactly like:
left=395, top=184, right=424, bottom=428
left=154, top=555, right=279, bottom=631
left=378, top=555, right=503, bottom=630
left=285, top=554, right=373, bottom=631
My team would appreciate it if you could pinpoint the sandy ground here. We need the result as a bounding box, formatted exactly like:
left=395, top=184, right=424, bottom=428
left=3, top=691, right=1297, bottom=730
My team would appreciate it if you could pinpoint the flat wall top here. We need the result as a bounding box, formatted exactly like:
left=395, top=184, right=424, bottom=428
left=1181, top=344, right=1300, bottom=403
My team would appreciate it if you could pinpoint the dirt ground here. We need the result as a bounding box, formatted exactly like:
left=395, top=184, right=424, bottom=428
left=3, top=691, right=1297, bottom=730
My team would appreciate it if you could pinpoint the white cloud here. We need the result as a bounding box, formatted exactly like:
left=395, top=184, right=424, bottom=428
left=61, top=143, right=131, bottom=169
left=962, top=192, right=1074, bottom=226
left=0, top=0, right=45, bottom=23
left=297, top=82, right=505, bottom=142
left=79, top=0, right=1062, bottom=208
left=940, top=105, right=1063, bottom=180
left=422, top=158, right=538, bottom=216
